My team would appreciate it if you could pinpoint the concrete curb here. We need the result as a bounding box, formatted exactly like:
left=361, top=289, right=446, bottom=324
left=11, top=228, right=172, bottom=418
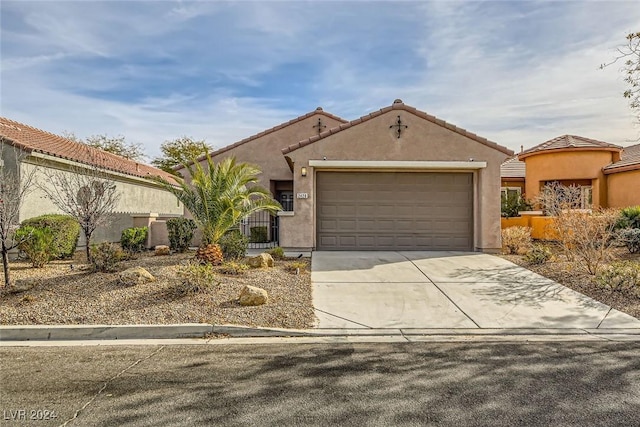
left=2, top=324, right=640, bottom=342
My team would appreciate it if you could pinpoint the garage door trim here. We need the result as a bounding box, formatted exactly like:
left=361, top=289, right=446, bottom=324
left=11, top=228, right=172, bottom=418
left=309, top=160, right=487, bottom=170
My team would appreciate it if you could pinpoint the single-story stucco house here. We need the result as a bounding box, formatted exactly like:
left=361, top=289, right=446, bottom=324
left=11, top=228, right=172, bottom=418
left=181, top=100, right=514, bottom=252
left=500, top=135, right=640, bottom=209
left=0, top=116, right=183, bottom=247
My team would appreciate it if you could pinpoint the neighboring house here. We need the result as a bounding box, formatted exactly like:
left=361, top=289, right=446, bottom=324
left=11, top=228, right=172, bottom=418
left=0, top=116, right=183, bottom=247
left=500, top=156, right=526, bottom=201
left=182, top=100, right=513, bottom=252
left=500, top=135, right=640, bottom=209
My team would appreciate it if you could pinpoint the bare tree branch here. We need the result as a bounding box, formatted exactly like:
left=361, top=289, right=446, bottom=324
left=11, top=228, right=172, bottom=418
left=38, top=150, right=121, bottom=263
left=0, top=141, right=38, bottom=287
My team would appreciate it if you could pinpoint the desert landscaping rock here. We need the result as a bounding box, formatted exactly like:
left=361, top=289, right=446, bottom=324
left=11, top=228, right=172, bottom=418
left=118, top=267, right=155, bottom=286
left=248, top=253, right=274, bottom=268
left=239, top=285, right=269, bottom=306
left=5, top=279, right=38, bottom=294
left=0, top=252, right=314, bottom=329
left=154, top=245, right=170, bottom=256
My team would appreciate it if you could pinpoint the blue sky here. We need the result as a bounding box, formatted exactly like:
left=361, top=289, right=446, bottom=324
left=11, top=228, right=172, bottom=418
left=1, top=1, right=639, bottom=161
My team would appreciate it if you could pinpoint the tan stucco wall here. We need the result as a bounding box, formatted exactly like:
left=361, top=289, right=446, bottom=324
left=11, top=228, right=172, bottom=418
left=284, top=109, right=510, bottom=251
left=204, top=113, right=345, bottom=189
left=607, top=169, right=640, bottom=208
left=19, top=158, right=183, bottom=245
left=522, top=150, right=617, bottom=207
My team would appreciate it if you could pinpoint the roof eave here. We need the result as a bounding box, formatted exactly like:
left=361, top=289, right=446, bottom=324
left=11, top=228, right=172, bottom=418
left=519, top=146, right=622, bottom=160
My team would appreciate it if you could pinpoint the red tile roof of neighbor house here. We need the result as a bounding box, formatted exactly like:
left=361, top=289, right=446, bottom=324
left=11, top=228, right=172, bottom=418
left=282, top=99, right=514, bottom=156
left=604, top=143, right=640, bottom=174
left=500, top=156, right=526, bottom=179
left=178, top=107, right=348, bottom=170
left=0, top=116, right=177, bottom=183
left=518, top=134, right=622, bottom=159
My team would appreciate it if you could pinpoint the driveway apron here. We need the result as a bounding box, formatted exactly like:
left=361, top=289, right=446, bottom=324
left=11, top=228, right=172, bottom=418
left=311, top=251, right=640, bottom=329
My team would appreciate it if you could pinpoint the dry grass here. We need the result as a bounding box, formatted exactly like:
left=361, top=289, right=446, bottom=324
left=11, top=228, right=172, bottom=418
left=502, top=246, right=640, bottom=319
left=0, top=251, right=315, bottom=328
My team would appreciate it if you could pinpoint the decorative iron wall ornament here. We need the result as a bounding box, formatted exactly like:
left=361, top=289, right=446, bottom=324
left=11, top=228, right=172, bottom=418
left=313, top=118, right=326, bottom=135
left=389, top=115, right=408, bottom=139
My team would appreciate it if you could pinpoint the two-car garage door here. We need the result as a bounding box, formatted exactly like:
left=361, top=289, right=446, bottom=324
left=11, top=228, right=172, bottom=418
left=316, top=171, right=473, bottom=251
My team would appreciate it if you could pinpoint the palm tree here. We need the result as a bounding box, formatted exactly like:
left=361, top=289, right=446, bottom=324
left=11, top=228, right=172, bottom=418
left=155, top=156, right=281, bottom=264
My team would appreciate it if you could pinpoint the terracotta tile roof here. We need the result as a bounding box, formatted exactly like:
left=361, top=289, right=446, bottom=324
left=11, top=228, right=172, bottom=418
left=519, top=135, right=622, bottom=159
left=500, top=156, right=526, bottom=179
left=282, top=99, right=514, bottom=156
left=604, top=143, right=640, bottom=174
left=0, top=116, right=176, bottom=183
left=180, top=107, right=348, bottom=170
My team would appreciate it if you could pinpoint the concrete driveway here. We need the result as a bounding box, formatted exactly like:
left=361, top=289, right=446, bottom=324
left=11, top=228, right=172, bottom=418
left=311, top=251, right=640, bottom=329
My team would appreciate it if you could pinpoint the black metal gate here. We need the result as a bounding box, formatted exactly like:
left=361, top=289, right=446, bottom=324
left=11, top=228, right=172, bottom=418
left=241, top=211, right=279, bottom=249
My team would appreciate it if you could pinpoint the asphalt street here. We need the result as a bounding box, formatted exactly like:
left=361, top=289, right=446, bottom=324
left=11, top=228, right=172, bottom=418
left=1, top=341, right=640, bottom=426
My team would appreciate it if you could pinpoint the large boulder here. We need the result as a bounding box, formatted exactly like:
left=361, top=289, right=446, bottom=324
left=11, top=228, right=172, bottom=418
left=248, top=253, right=274, bottom=269
left=154, top=245, right=170, bottom=256
left=119, top=267, right=155, bottom=286
left=238, top=285, right=269, bottom=306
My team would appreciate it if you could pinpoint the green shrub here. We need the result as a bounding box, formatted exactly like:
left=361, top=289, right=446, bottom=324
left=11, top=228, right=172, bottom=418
left=21, top=214, right=80, bottom=259
left=15, top=226, right=55, bottom=268
left=219, top=230, right=249, bottom=260
left=120, top=227, right=148, bottom=253
left=166, top=218, right=197, bottom=253
left=218, top=261, right=249, bottom=275
left=501, top=193, right=533, bottom=218
left=501, top=226, right=532, bottom=254
left=90, top=242, right=124, bottom=272
left=176, top=262, right=217, bottom=294
left=617, top=228, right=640, bottom=253
left=524, top=244, right=552, bottom=265
left=616, top=206, right=640, bottom=229
left=249, top=226, right=268, bottom=243
left=266, top=246, right=285, bottom=260
left=596, top=261, right=640, bottom=294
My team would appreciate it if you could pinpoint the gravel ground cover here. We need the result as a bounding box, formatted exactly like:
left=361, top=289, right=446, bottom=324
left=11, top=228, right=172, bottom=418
left=501, top=247, right=640, bottom=319
left=0, top=251, right=316, bottom=328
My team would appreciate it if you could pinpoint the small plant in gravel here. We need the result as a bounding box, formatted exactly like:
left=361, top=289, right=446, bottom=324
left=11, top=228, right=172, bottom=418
left=501, top=226, right=532, bottom=254
left=219, top=230, right=249, bottom=260
left=120, top=226, right=148, bottom=254
left=596, top=261, right=640, bottom=295
left=15, top=226, right=55, bottom=268
left=266, top=246, right=285, bottom=260
left=285, top=261, right=308, bottom=274
left=616, top=228, right=640, bottom=254
left=555, top=209, right=620, bottom=275
left=524, top=244, right=552, bottom=265
left=90, top=242, right=125, bottom=272
left=218, top=261, right=249, bottom=275
left=176, top=262, right=218, bottom=294
left=166, top=218, right=197, bottom=253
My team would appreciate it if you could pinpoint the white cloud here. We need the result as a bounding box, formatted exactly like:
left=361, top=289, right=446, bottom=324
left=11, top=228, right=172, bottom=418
left=1, top=0, right=639, bottom=164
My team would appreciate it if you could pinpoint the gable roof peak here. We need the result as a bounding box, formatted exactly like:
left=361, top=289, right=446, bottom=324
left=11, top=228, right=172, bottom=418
left=283, top=101, right=513, bottom=156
